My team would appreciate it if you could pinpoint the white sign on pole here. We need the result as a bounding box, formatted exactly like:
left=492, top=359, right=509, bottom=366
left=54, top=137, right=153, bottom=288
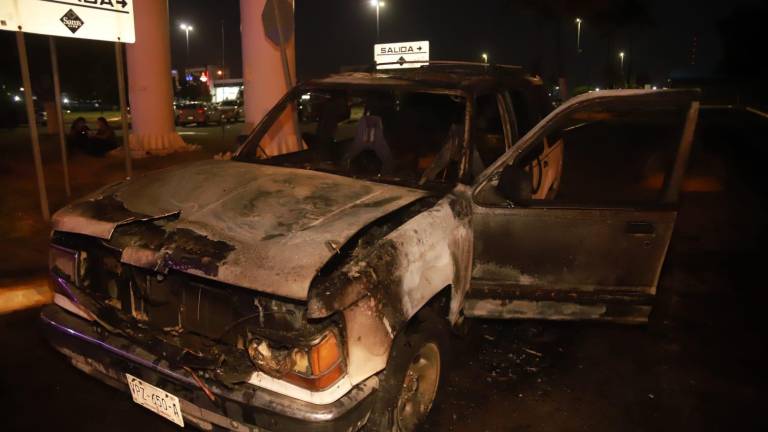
left=0, top=0, right=135, bottom=43
left=374, top=40, right=429, bottom=70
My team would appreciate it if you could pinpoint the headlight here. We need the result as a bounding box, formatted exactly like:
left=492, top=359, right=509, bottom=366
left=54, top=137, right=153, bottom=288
left=49, top=244, right=79, bottom=284
left=247, top=330, right=345, bottom=391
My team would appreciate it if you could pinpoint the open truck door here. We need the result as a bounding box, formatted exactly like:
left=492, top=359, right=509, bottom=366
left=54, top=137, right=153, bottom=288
left=466, top=90, right=700, bottom=323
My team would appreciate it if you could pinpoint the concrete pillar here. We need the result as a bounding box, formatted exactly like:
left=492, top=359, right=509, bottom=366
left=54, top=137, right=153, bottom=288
left=125, top=0, right=190, bottom=157
left=240, top=0, right=301, bottom=156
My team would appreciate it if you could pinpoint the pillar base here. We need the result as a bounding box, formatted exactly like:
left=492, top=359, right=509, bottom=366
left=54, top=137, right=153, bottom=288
left=110, top=132, right=198, bottom=158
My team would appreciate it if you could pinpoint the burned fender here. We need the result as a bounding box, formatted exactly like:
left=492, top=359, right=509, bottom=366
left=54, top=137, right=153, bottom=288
left=307, top=185, right=473, bottom=384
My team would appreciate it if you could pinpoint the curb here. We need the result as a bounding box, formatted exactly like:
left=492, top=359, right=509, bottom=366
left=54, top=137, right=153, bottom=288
left=0, top=278, right=53, bottom=315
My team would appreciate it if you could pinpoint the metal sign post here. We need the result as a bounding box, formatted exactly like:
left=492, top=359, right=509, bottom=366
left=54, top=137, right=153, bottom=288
left=267, top=0, right=294, bottom=88
left=265, top=0, right=301, bottom=149
left=114, top=41, right=132, bottom=179
left=2, top=0, right=137, bottom=215
left=16, top=31, right=50, bottom=221
left=49, top=36, right=71, bottom=197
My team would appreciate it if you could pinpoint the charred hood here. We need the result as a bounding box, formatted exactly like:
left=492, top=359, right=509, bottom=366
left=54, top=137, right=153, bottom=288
left=52, top=160, right=428, bottom=300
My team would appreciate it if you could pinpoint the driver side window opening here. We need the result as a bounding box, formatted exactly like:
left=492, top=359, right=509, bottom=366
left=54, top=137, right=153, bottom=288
left=474, top=93, right=508, bottom=168
left=491, top=102, right=690, bottom=207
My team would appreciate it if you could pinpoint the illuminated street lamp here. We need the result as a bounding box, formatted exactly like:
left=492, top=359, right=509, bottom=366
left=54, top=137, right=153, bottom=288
left=481, top=52, right=488, bottom=63
left=369, top=0, right=385, bottom=42
left=179, top=23, right=194, bottom=63
left=619, top=51, right=626, bottom=87
left=575, top=18, right=582, bottom=53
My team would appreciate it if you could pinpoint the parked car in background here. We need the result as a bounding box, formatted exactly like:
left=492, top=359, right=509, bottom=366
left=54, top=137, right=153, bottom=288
left=175, top=102, right=222, bottom=126
left=216, top=99, right=243, bottom=123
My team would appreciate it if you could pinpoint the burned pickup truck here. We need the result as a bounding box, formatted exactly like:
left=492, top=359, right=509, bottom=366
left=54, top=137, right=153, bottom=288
left=43, top=63, right=699, bottom=431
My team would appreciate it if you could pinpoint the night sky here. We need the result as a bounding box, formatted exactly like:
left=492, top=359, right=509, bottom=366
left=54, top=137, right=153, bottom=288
left=0, top=0, right=765, bottom=102
left=295, top=0, right=763, bottom=87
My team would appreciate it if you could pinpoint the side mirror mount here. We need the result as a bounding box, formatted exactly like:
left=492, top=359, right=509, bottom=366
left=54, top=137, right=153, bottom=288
left=497, top=164, right=532, bottom=204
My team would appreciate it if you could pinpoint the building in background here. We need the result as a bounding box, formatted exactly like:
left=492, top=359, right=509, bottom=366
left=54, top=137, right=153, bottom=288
left=172, top=65, right=240, bottom=102
left=211, top=78, right=243, bottom=102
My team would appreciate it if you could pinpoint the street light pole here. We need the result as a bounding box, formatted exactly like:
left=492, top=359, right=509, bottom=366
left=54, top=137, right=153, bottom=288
left=15, top=31, right=50, bottom=221
left=575, top=18, right=582, bottom=53
left=221, top=20, right=225, bottom=69
left=369, top=0, right=385, bottom=42
left=179, top=23, right=193, bottom=65
left=619, top=51, right=625, bottom=87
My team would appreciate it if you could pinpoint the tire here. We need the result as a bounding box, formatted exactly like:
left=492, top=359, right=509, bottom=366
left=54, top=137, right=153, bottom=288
left=365, top=308, right=450, bottom=432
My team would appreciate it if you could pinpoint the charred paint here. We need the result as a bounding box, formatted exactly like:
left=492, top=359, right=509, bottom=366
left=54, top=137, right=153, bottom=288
left=108, top=223, right=235, bottom=277
left=307, top=197, right=442, bottom=318
left=50, top=239, right=331, bottom=383
left=68, top=193, right=142, bottom=223
left=51, top=160, right=429, bottom=300
left=448, top=194, right=472, bottom=220
left=52, top=191, right=181, bottom=240
left=307, top=190, right=473, bottom=385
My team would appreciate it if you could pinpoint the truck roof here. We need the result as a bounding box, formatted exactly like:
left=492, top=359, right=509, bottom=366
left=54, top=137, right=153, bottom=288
left=305, top=61, right=544, bottom=93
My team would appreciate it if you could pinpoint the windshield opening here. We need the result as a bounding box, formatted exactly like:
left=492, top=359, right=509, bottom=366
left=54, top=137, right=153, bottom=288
left=236, top=87, right=468, bottom=189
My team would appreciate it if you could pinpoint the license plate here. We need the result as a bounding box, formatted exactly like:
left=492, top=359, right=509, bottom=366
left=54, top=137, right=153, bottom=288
left=187, top=116, right=194, bottom=120
left=126, top=373, right=185, bottom=427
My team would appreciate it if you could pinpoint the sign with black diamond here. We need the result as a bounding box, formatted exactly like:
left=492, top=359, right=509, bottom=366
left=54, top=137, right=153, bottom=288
left=375, top=41, right=430, bottom=70
left=60, top=9, right=83, bottom=34
left=0, top=0, right=135, bottom=43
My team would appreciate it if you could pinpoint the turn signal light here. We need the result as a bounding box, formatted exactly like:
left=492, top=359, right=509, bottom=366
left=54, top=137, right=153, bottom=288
left=248, top=330, right=345, bottom=391
left=310, top=331, right=341, bottom=374
left=286, top=331, right=345, bottom=391
left=283, top=331, right=345, bottom=391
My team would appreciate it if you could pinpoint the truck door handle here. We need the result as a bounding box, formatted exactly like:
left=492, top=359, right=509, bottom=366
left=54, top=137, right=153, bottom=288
left=626, top=222, right=656, bottom=236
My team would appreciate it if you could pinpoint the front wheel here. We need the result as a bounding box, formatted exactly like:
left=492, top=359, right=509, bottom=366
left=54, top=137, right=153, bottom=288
left=366, top=309, right=448, bottom=432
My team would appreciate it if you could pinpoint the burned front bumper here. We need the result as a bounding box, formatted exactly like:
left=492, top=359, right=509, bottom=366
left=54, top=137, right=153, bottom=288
left=40, top=305, right=376, bottom=432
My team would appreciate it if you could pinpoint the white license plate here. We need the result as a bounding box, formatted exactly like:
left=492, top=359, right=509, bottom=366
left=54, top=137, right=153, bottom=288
left=186, top=116, right=194, bottom=120
left=126, top=373, right=185, bottom=427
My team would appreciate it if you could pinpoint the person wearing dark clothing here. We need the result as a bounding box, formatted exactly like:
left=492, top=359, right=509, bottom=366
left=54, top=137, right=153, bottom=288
left=67, top=116, right=90, bottom=153
left=87, top=117, right=118, bottom=156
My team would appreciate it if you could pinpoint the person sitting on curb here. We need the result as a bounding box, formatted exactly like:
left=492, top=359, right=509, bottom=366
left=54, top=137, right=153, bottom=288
left=86, top=117, right=119, bottom=156
left=66, top=116, right=89, bottom=153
